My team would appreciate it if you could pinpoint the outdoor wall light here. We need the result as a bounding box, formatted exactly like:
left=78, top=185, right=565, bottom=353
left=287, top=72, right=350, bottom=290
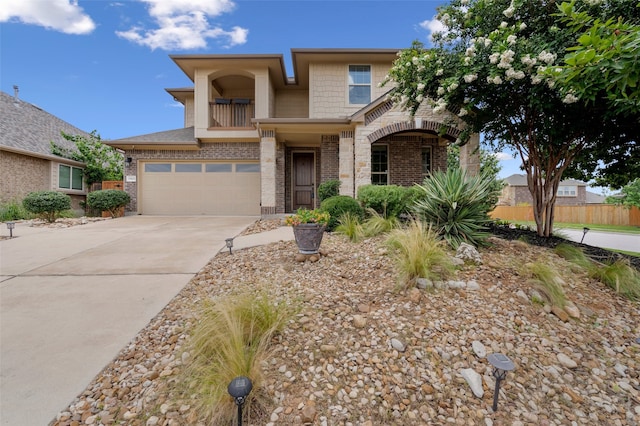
left=581, top=227, right=590, bottom=243
left=6, top=221, right=15, bottom=238
left=487, top=353, right=515, bottom=412
left=125, top=157, right=133, bottom=167
left=227, top=376, right=253, bottom=426
left=225, top=237, right=234, bottom=255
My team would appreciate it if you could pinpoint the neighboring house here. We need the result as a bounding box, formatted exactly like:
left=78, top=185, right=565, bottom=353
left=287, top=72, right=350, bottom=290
left=107, top=49, right=480, bottom=216
left=498, top=173, right=597, bottom=206
left=0, top=89, right=90, bottom=211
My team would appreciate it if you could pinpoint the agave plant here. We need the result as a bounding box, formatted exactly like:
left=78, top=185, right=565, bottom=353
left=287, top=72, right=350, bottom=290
left=412, top=167, right=501, bottom=248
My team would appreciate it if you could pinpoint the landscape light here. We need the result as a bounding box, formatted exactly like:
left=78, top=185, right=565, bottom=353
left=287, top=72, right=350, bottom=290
left=6, top=221, right=15, bottom=238
left=487, top=353, right=515, bottom=412
left=581, top=227, right=590, bottom=243
left=225, top=237, right=234, bottom=254
left=228, top=376, right=253, bottom=426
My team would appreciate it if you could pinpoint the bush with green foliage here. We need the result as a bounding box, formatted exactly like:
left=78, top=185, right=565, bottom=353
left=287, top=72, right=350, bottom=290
left=386, top=219, right=455, bottom=290
left=320, top=195, right=364, bottom=231
left=318, top=179, right=341, bottom=202
left=86, top=190, right=130, bottom=218
left=413, top=167, right=500, bottom=248
left=357, top=184, right=413, bottom=218
left=22, top=191, right=71, bottom=223
left=0, top=199, right=33, bottom=221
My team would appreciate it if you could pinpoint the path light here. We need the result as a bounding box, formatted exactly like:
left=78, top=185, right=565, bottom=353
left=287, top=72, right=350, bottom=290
left=487, top=353, right=515, bottom=412
left=580, top=227, right=590, bottom=243
left=6, top=221, right=15, bottom=238
left=228, top=376, right=253, bottom=426
left=225, top=237, right=234, bottom=255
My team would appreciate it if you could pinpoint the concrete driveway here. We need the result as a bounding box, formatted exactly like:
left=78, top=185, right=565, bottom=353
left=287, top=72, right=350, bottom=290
left=0, top=215, right=256, bottom=426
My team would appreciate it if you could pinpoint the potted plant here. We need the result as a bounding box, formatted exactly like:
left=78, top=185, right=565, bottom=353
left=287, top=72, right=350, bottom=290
left=285, top=208, right=330, bottom=254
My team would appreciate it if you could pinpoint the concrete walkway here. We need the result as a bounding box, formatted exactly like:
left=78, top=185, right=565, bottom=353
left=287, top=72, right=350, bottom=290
left=0, top=216, right=293, bottom=426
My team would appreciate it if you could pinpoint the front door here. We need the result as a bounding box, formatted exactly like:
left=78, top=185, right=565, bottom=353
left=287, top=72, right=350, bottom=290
left=292, top=152, right=314, bottom=211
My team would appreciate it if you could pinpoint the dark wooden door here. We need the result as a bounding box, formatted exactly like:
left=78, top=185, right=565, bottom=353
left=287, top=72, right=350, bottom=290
left=293, top=153, right=314, bottom=211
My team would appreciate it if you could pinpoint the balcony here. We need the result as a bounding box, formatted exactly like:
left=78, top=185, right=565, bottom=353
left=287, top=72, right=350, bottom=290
left=209, top=98, right=255, bottom=128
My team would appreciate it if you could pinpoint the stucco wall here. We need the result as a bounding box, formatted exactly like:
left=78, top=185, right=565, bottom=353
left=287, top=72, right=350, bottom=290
left=275, top=90, right=309, bottom=118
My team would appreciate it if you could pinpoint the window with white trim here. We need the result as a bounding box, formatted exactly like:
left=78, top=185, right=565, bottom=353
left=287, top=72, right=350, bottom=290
left=371, top=145, right=388, bottom=185
left=557, top=185, right=577, bottom=197
left=348, top=65, right=371, bottom=104
left=58, top=164, right=83, bottom=190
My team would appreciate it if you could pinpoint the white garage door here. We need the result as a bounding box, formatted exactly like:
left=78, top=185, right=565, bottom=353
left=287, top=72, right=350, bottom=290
left=140, top=161, right=260, bottom=215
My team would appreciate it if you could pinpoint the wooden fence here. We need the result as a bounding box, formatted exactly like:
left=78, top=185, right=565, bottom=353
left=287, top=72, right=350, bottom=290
left=490, top=205, right=640, bottom=227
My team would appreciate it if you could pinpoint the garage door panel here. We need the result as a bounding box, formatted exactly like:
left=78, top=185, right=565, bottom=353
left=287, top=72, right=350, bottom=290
left=141, top=162, right=260, bottom=215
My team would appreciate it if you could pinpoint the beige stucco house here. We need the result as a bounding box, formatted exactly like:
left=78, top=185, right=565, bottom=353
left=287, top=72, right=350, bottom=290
left=107, top=49, right=479, bottom=216
left=0, top=89, right=89, bottom=211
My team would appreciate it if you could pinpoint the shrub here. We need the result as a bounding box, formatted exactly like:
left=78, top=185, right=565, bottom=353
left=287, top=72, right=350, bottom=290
left=86, top=190, right=130, bottom=218
left=178, top=291, right=296, bottom=425
left=334, top=211, right=364, bottom=242
left=522, top=262, right=567, bottom=308
left=386, top=219, right=455, bottom=290
left=0, top=199, right=32, bottom=221
left=320, top=195, right=364, bottom=231
left=412, top=167, right=500, bottom=248
left=357, top=184, right=408, bottom=218
left=22, top=191, right=71, bottom=223
left=318, top=179, right=341, bottom=202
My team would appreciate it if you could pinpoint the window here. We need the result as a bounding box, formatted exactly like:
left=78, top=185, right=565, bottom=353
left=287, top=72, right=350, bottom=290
left=145, top=163, right=172, bottom=172
left=371, top=145, right=388, bottom=185
left=175, top=163, right=202, bottom=173
left=58, top=164, right=83, bottom=190
left=206, top=163, right=232, bottom=173
left=348, top=65, right=371, bottom=104
left=236, top=163, right=260, bottom=173
left=557, top=185, right=577, bottom=197
left=421, top=146, right=432, bottom=177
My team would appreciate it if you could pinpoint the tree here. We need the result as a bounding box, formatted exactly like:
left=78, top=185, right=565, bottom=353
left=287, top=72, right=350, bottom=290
left=51, top=131, right=123, bottom=186
left=605, top=178, right=640, bottom=208
left=383, top=0, right=632, bottom=237
left=550, top=1, right=640, bottom=189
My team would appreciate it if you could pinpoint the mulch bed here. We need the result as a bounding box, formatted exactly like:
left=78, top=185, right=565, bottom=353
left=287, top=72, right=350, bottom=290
left=488, top=223, right=640, bottom=271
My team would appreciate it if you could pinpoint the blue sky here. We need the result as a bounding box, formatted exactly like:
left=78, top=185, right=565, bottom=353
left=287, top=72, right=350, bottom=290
left=0, top=0, right=574, bottom=184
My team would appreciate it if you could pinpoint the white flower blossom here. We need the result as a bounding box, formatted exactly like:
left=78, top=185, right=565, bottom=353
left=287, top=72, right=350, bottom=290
left=498, top=49, right=515, bottom=69
left=519, top=23, right=527, bottom=31
left=466, top=46, right=476, bottom=57
left=538, top=50, right=557, bottom=64
left=487, top=75, right=503, bottom=85
left=507, top=35, right=517, bottom=45
left=458, top=108, right=468, bottom=117
left=463, top=74, right=478, bottom=83
left=585, top=0, right=603, bottom=5
left=484, top=38, right=492, bottom=47
left=464, top=57, right=472, bottom=65
left=416, top=94, right=424, bottom=103
left=433, top=98, right=448, bottom=114
left=505, top=68, right=525, bottom=80
left=412, top=56, right=419, bottom=65
left=461, top=0, right=469, bottom=4
left=489, top=52, right=500, bottom=64
left=500, top=21, right=508, bottom=28
left=531, top=75, right=542, bottom=84
left=436, top=68, right=444, bottom=76
left=562, top=93, right=579, bottom=103
left=521, top=54, right=537, bottom=67
left=448, top=82, right=459, bottom=92
left=440, top=13, right=451, bottom=26
left=417, top=83, right=425, bottom=91
left=503, top=6, right=515, bottom=18
left=547, top=80, right=556, bottom=88
left=437, top=86, right=446, bottom=96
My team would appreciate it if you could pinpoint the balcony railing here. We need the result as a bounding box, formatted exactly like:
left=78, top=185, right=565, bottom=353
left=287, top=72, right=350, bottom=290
left=209, top=99, right=255, bottom=128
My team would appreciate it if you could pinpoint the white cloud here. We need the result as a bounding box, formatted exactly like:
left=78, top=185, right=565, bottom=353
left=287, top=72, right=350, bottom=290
left=0, top=0, right=95, bottom=34
left=495, top=152, right=515, bottom=161
left=116, top=0, right=248, bottom=51
left=419, top=16, right=446, bottom=44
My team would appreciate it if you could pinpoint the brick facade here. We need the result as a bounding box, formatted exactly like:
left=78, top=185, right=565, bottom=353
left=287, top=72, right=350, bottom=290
left=0, top=150, right=50, bottom=201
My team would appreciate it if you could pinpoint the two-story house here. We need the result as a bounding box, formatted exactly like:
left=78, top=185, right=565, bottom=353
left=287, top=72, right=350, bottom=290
left=107, top=48, right=479, bottom=216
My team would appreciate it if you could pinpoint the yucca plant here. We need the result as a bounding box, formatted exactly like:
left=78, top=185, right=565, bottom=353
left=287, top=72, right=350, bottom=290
left=386, top=219, right=455, bottom=290
left=334, top=211, right=364, bottom=242
left=412, top=167, right=501, bottom=248
left=362, top=208, right=399, bottom=237
left=178, top=291, right=296, bottom=425
left=589, top=259, right=640, bottom=300
left=523, top=261, right=567, bottom=308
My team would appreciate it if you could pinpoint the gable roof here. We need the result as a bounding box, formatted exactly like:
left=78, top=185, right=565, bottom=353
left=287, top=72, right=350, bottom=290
left=503, top=174, right=587, bottom=187
left=105, top=127, right=199, bottom=150
left=586, top=191, right=606, bottom=204
left=0, top=91, right=90, bottom=161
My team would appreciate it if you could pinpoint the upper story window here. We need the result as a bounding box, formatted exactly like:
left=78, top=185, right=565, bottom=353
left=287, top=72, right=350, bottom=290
left=59, top=164, right=83, bottom=191
left=557, top=185, right=577, bottom=197
left=348, top=65, right=371, bottom=105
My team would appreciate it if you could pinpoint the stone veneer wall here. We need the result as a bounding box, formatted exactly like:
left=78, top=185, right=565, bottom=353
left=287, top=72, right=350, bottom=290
left=123, top=142, right=260, bottom=213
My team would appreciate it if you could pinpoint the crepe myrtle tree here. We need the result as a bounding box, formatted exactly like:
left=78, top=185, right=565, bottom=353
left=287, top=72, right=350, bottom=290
left=382, top=0, right=626, bottom=237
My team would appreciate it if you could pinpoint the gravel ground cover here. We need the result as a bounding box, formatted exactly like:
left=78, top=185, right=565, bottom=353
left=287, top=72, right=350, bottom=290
left=50, top=220, right=640, bottom=426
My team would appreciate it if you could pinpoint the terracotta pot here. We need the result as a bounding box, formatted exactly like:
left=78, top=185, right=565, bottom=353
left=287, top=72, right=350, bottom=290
left=292, top=223, right=326, bottom=254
